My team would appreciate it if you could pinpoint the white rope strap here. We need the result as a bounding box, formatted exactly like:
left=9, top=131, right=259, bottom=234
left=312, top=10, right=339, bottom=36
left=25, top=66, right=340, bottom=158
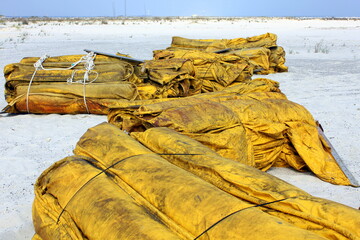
left=66, top=52, right=98, bottom=84
left=36, top=55, right=83, bottom=71
left=82, top=81, right=90, bottom=114
left=65, top=52, right=98, bottom=114
left=82, top=52, right=96, bottom=114
left=26, top=54, right=49, bottom=113
left=26, top=52, right=98, bottom=114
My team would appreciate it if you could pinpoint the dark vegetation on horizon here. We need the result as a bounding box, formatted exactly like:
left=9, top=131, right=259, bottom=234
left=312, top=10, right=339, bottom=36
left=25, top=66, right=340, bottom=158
left=1, top=16, right=360, bottom=24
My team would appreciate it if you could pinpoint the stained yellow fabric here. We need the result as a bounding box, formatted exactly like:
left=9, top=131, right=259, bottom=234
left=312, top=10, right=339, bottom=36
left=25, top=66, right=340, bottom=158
left=107, top=80, right=351, bottom=186
left=170, top=33, right=278, bottom=51
left=155, top=46, right=288, bottom=77
left=139, top=58, right=200, bottom=98
left=107, top=78, right=281, bottom=131
left=227, top=46, right=288, bottom=74
left=166, top=33, right=288, bottom=74
left=33, top=122, right=350, bottom=240
left=3, top=54, right=140, bottom=114
left=153, top=49, right=253, bottom=92
left=132, top=127, right=360, bottom=240
left=227, top=47, right=271, bottom=73
left=3, top=33, right=287, bottom=114
left=33, top=156, right=183, bottom=240
left=4, top=82, right=139, bottom=114
left=4, top=54, right=248, bottom=114
left=269, top=46, right=288, bottom=72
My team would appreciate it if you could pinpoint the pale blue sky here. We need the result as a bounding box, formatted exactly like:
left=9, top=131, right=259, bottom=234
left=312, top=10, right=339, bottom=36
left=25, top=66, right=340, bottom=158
left=1, top=0, right=360, bottom=17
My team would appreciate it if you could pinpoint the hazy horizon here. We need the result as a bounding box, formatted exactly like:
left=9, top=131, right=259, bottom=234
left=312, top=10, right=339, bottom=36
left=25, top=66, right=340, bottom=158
left=1, top=0, right=360, bottom=18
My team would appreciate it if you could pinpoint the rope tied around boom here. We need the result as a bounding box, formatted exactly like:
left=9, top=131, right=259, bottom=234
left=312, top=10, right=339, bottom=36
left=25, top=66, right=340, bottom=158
left=26, top=52, right=98, bottom=113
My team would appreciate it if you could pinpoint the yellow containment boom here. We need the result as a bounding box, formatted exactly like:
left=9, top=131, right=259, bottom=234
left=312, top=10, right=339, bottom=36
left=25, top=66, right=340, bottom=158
left=32, top=123, right=360, bottom=240
left=107, top=80, right=356, bottom=186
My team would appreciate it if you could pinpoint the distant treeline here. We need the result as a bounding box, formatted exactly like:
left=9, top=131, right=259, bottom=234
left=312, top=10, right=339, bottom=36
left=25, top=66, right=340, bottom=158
left=1, top=16, right=360, bottom=23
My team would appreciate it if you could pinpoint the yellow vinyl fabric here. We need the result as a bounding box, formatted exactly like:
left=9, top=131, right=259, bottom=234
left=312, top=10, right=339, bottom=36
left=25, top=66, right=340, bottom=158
left=107, top=79, right=351, bottom=186
left=3, top=33, right=287, bottom=114
left=228, top=46, right=288, bottom=74
left=33, top=122, right=358, bottom=240
left=226, top=47, right=271, bottom=74
left=166, top=33, right=288, bottom=74
left=170, top=33, right=278, bottom=51
left=269, top=46, right=288, bottom=72
left=107, top=78, right=281, bottom=131
left=33, top=156, right=184, bottom=240
left=3, top=55, right=201, bottom=114
left=3, top=54, right=140, bottom=114
left=154, top=47, right=288, bottom=76
left=139, top=58, right=200, bottom=98
left=3, top=53, right=252, bottom=114
left=132, top=127, right=360, bottom=240
left=153, top=49, right=253, bottom=92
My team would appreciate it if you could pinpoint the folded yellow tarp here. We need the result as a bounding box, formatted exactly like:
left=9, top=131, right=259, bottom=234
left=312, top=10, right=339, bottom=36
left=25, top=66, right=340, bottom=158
left=166, top=33, right=288, bottom=74
left=3, top=56, right=199, bottom=114
left=136, top=57, right=248, bottom=98
left=33, top=155, right=184, bottom=240
left=4, top=53, right=250, bottom=114
left=139, top=58, right=200, bottom=98
left=107, top=80, right=351, bottom=186
left=132, top=127, right=360, bottom=240
left=33, top=123, right=360, bottom=240
left=228, top=46, right=288, bottom=74
left=268, top=46, right=288, bottom=72
left=2, top=33, right=287, bottom=114
left=3, top=54, right=140, bottom=114
left=153, top=49, right=254, bottom=92
left=155, top=46, right=287, bottom=75
left=170, top=33, right=278, bottom=51
left=108, top=78, right=282, bottom=131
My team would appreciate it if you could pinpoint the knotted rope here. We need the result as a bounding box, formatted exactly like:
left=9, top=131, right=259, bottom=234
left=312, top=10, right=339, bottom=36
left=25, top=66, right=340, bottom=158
left=26, top=52, right=97, bottom=113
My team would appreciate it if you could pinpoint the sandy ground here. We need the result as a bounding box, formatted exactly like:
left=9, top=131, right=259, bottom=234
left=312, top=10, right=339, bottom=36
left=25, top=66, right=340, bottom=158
left=0, top=17, right=359, bottom=239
